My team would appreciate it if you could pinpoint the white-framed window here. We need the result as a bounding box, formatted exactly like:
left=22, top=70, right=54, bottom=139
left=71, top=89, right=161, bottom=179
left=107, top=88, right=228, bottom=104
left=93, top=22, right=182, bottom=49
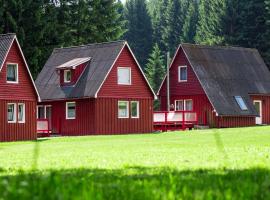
left=118, top=101, right=129, bottom=118
left=131, top=101, right=139, bottom=118
left=6, top=63, right=18, bottom=83
left=178, top=66, right=187, bottom=82
left=7, top=103, right=16, bottom=123
left=18, top=103, right=25, bottom=123
left=66, top=102, right=76, bottom=119
left=64, top=69, right=72, bottom=83
left=175, top=99, right=193, bottom=111
left=235, top=96, right=248, bottom=110
left=117, top=67, right=131, bottom=85
left=37, top=106, right=45, bottom=119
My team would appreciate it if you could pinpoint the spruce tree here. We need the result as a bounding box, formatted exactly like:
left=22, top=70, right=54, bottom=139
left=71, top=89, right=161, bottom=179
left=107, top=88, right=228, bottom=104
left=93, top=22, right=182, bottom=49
left=145, top=43, right=165, bottom=92
left=124, top=0, right=153, bottom=69
left=180, top=0, right=199, bottom=43
left=195, top=0, right=226, bottom=45
left=264, top=0, right=270, bottom=67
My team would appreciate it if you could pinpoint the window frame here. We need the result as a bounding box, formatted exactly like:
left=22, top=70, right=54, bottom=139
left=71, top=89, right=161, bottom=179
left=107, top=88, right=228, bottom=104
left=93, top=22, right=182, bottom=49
left=118, top=101, right=129, bottom=119
left=174, top=99, right=193, bottom=111
left=131, top=101, right=140, bottom=118
left=117, top=67, right=132, bottom=85
left=7, top=103, right=17, bottom=123
left=66, top=102, right=76, bottom=120
left=18, top=103, right=25, bottom=123
left=234, top=96, right=248, bottom=111
left=64, top=69, right=72, bottom=83
left=178, top=66, right=187, bottom=82
left=6, top=63, right=19, bottom=84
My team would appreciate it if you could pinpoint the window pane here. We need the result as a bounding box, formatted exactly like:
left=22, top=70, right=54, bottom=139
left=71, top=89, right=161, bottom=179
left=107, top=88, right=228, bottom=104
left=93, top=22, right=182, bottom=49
left=235, top=96, right=248, bottom=110
left=131, top=102, right=139, bottom=118
left=67, top=103, right=76, bottom=118
left=175, top=100, right=184, bottom=111
left=179, top=67, right=187, bottom=81
left=185, top=100, right=193, bottom=111
left=38, top=107, right=45, bottom=119
left=7, top=64, right=17, bottom=82
left=118, top=102, right=128, bottom=118
left=7, top=104, right=15, bottom=121
left=118, top=68, right=131, bottom=84
left=18, top=104, right=25, bottom=122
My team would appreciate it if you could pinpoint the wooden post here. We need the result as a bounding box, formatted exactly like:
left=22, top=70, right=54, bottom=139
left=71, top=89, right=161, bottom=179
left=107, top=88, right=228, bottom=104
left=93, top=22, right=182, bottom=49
left=167, top=52, right=170, bottom=112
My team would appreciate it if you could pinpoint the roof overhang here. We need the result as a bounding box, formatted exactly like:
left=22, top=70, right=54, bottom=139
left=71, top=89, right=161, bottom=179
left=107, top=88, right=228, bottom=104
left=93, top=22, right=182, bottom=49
left=56, top=57, right=91, bottom=70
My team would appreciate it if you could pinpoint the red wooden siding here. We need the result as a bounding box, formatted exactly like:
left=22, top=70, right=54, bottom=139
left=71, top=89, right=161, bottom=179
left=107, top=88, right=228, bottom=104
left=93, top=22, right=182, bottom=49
left=159, top=47, right=256, bottom=128
left=0, top=100, right=36, bottom=142
left=60, top=62, right=88, bottom=86
left=95, top=98, right=153, bottom=134
left=0, top=41, right=37, bottom=101
left=98, top=46, right=153, bottom=99
left=0, top=40, right=38, bottom=142
left=251, top=95, right=270, bottom=124
left=39, top=99, right=95, bottom=136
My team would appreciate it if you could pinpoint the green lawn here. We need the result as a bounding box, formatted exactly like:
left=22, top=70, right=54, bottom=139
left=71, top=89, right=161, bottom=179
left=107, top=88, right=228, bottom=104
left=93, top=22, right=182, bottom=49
left=1, top=127, right=270, bottom=199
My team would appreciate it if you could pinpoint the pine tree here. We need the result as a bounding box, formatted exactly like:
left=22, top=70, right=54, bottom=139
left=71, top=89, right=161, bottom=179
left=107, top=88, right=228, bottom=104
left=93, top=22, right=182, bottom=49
left=163, top=0, right=183, bottom=54
left=180, top=0, right=199, bottom=43
left=263, top=0, right=270, bottom=67
left=145, top=43, right=165, bottom=92
left=124, top=0, right=153, bottom=69
left=195, top=0, right=226, bottom=45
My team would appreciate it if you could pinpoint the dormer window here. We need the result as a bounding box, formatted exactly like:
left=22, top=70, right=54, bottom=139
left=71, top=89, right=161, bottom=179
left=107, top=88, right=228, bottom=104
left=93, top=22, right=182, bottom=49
left=64, top=70, right=71, bottom=83
left=7, top=63, right=18, bottom=83
left=178, top=66, right=187, bottom=82
left=118, top=67, right=131, bottom=85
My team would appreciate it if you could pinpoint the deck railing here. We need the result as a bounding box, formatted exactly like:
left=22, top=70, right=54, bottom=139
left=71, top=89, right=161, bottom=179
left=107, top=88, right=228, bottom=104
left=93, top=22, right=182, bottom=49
left=37, top=119, right=50, bottom=135
left=153, top=111, right=198, bottom=131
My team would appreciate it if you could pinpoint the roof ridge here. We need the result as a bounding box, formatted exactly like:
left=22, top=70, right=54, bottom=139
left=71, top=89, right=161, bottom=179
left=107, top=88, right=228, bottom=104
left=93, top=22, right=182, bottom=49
left=54, top=40, right=126, bottom=51
left=0, top=33, right=16, bottom=37
left=181, top=43, right=257, bottom=52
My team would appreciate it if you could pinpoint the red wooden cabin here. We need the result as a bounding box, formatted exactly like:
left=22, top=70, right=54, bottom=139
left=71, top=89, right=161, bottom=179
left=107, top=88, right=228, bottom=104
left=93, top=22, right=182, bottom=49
left=35, top=41, right=155, bottom=136
left=158, top=44, right=270, bottom=128
left=0, top=34, right=40, bottom=142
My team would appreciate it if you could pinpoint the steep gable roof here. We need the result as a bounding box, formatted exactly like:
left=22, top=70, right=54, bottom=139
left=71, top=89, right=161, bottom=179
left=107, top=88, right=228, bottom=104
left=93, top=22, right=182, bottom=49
left=0, top=33, right=40, bottom=101
left=159, top=43, right=270, bottom=116
left=35, top=41, right=156, bottom=101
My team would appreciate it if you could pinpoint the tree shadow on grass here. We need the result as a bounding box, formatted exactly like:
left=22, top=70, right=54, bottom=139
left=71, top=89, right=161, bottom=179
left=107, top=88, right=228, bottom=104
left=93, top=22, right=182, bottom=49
left=1, top=167, right=270, bottom=200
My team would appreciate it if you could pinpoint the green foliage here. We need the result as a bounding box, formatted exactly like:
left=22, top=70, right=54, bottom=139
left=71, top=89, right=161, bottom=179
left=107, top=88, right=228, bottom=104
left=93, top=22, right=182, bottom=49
left=195, top=0, right=227, bottom=45
left=145, top=43, right=165, bottom=93
left=124, top=0, right=153, bottom=69
left=1, top=127, right=270, bottom=199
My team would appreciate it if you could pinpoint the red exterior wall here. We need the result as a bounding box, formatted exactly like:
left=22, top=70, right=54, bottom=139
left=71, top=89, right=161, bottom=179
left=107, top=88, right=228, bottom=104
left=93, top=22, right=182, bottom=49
left=39, top=99, right=95, bottom=136
left=98, top=46, right=153, bottom=98
left=95, top=98, right=153, bottom=134
left=251, top=95, right=270, bottom=124
left=0, top=41, right=37, bottom=142
left=159, top=47, right=256, bottom=128
left=60, top=62, right=88, bottom=86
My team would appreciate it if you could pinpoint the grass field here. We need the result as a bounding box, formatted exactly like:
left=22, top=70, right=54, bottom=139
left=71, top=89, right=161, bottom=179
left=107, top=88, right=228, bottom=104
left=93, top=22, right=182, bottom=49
left=1, top=126, right=270, bottom=199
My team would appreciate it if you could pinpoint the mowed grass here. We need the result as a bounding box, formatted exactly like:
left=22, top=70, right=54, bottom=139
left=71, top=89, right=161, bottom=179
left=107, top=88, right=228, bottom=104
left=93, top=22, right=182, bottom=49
left=1, top=126, right=270, bottom=199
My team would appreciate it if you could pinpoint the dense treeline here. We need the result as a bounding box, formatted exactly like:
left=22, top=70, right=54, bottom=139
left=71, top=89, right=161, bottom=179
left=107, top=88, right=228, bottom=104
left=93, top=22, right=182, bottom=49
left=0, top=0, right=269, bottom=91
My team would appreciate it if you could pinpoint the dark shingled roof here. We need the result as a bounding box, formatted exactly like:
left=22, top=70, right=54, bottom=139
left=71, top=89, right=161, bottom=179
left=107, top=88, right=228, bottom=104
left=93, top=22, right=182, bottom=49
left=181, top=43, right=270, bottom=116
left=0, top=33, right=15, bottom=71
left=35, top=41, right=127, bottom=100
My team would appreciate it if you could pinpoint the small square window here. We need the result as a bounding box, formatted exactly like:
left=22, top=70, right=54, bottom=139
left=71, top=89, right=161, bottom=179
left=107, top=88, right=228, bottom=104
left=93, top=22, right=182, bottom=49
left=18, top=103, right=25, bottom=123
left=178, top=66, right=187, bottom=82
left=7, top=64, right=18, bottom=83
left=118, top=101, right=129, bottom=118
left=131, top=101, right=139, bottom=118
left=235, top=96, right=248, bottom=111
left=64, top=70, right=72, bottom=83
left=118, top=67, right=131, bottom=85
left=175, top=100, right=184, bottom=111
left=66, top=102, right=76, bottom=119
left=7, top=103, right=16, bottom=123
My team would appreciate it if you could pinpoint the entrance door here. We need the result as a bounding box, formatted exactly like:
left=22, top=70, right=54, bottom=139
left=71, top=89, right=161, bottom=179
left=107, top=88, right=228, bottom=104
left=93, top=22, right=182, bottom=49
left=254, top=100, right=262, bottom=124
